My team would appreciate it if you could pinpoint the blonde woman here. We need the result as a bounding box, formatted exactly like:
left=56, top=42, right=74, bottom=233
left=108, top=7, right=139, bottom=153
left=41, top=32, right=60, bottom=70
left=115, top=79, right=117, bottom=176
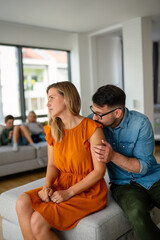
left=16, top=81, right=108, bottom=240
left=24, top=111, right=46, bottom=143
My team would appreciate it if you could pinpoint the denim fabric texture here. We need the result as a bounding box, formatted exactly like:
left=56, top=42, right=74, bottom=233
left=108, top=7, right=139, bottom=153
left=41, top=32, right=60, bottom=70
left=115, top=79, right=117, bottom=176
left=88, top=107, right=160, bottom=190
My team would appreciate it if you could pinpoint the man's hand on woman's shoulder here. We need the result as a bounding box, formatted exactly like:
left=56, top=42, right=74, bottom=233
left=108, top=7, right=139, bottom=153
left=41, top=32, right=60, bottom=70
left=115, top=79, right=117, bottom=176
left=93, top=140, right=114, bottom=163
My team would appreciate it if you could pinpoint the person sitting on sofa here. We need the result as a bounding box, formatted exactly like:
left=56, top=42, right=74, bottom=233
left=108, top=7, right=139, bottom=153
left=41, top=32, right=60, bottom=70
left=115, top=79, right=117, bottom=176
left=1, top=114, right=40, bottom=151
left=13, top=111, right=46, bottom=151
left=24, top=111, right=46, bottom=143
left=16, top=81, right=108, bottom=240
left=89, top=84, right=160, bottom=240
left=1, top=115, right=14, bottom=146
left=12, top=123, right=40, bottom=152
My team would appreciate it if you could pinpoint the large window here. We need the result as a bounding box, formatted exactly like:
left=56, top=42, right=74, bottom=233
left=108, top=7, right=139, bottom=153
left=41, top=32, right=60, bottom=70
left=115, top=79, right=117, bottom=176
left=0, top=45, right=71, bottom=124
left=0, top=46, right=21, bottom=122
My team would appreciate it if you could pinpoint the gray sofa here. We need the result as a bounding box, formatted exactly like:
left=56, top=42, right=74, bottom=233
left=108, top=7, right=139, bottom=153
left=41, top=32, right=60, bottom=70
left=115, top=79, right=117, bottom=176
left=0, top=172, right=160, bottom=240
left=0, top=142, right=48, bottom=177
left=0, top=124, right=48, bottom=177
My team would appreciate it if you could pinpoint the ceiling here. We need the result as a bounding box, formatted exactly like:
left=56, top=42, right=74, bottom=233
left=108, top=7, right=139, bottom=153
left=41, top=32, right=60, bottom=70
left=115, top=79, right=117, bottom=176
left=0, top=0, right=160, bottom=33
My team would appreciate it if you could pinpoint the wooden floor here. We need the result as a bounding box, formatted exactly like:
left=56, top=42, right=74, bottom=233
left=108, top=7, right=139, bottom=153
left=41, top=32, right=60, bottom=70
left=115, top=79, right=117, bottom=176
left=0, top=168, right=46, bottom=240
left=0, top=144, right=160, bottom=239
left=0, top=168, right=46, bottom=194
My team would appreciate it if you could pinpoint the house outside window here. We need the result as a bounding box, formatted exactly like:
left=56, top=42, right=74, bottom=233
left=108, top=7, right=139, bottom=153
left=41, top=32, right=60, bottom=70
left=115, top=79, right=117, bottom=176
left=0, top=45, right=71, bottom=124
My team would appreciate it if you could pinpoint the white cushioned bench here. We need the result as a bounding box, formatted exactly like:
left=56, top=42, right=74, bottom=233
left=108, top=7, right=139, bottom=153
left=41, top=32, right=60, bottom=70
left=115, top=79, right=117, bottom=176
left=0, top=173, right=160, bottom=240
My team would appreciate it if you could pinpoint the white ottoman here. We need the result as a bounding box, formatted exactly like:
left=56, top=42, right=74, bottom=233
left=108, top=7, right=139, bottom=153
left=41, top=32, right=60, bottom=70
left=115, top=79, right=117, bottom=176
left=0, top=175, right=160, bottom=240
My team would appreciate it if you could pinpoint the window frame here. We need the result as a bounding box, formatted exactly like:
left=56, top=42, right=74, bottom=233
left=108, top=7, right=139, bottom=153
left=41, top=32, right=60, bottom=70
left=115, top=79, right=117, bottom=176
left=0, top=43, right=71, bottom=123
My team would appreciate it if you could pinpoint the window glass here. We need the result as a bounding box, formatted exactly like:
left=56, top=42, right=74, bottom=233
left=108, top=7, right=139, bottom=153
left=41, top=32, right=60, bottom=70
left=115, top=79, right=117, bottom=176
left=0, top=45, right=70, bottom=124
left=0, top=45, right=20, bottom=123
left=22, top=48, right=69, bottom=119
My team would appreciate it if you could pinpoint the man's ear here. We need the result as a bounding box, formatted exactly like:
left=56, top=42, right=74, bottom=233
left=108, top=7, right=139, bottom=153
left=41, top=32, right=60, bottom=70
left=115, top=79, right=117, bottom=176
left=115, top=108, right=122, bottom=118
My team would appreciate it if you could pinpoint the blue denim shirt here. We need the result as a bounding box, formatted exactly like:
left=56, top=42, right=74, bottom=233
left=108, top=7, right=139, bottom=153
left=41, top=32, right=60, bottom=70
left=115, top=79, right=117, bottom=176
left=88, top=107, right=160, bottom=190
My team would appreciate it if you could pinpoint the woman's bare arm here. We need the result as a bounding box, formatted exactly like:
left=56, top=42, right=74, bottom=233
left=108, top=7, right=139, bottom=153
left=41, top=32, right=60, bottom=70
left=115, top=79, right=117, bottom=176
left=38, top=143, right=59, bottom=202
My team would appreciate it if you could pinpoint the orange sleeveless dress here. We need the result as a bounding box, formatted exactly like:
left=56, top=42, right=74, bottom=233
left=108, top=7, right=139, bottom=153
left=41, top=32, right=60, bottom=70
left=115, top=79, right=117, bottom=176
left=26, top=118, right=108, bottom=231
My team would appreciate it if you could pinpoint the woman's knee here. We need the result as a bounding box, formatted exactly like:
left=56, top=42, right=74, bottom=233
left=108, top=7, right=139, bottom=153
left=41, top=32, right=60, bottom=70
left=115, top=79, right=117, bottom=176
left=31, top=212, right=49, bottom=237
left=14, top=125, right=20, bottom=131
left=20, top=125, right=28, bottom=132
left=20, top=125, right=25, bottom=132
left=16, top=193, right=31, bottom=215
left=13, top=125, right=20, bottom=135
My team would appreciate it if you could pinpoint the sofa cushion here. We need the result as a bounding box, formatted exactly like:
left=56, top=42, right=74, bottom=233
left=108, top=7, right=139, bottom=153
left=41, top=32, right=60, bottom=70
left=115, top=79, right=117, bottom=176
left=0, top=159, right=47, bottom=177
left=0, top=145, right=36, bottom=165
left=36, top=141, right=47, bottom=159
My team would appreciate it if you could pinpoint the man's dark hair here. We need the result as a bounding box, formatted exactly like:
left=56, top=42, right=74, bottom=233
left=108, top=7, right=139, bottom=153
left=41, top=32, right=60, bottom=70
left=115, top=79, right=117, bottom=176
left=5, top=115, right=14, bottom=122
left=92, top=84, right=126, bottom=108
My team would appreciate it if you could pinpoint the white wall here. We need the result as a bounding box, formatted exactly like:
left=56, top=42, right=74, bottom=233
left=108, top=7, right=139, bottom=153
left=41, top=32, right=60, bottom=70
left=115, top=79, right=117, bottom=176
left=0, top=21, right=81, bottom=102
left=88, top=17, right=155, bottom=128
left=77, top=34, right=91, bottom=116
left=123, top=17, right=154, bottom=126
left=89, top=33, right=123, bottom=94
left=96, top=35, right=123, bottom=88
left=0, top=21, right=75, bottom=50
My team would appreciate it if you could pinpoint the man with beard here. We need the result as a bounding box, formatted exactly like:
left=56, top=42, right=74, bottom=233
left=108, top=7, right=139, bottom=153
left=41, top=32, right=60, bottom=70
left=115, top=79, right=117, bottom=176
left=89, top=84, right=160, bottom=240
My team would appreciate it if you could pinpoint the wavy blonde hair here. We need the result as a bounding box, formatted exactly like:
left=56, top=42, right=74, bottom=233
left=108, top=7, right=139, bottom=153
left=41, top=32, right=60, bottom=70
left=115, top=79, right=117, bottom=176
left=47, top=81, right=81, bottom=142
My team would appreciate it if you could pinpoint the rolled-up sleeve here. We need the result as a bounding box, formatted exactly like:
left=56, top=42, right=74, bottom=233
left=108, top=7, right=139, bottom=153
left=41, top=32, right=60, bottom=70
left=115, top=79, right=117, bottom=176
left=133, top=118, right=155, bottom=175
left=139, top=160, right=148, bottom=174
